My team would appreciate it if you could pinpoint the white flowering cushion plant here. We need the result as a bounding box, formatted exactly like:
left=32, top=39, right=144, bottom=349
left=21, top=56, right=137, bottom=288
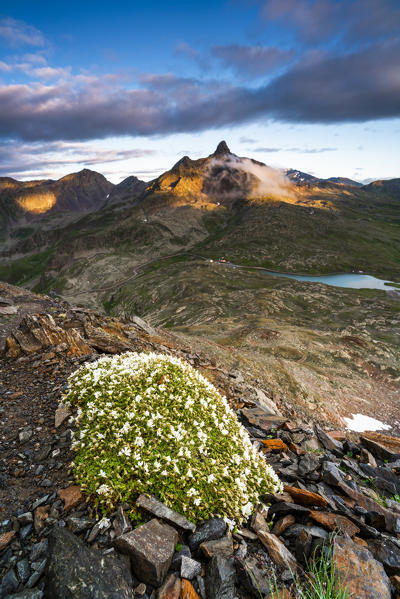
left=64, top=352, right=282, bottom=524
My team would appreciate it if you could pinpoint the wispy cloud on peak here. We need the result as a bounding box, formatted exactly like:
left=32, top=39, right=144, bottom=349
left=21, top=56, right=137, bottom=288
left=0, top=17, right=45, bottom=47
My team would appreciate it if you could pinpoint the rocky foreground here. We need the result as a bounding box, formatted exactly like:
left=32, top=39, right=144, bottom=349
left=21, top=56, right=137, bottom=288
left=1, top=282, right=400, bottom=598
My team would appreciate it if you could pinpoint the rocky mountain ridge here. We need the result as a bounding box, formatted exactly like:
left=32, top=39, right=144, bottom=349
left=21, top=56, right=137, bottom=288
left=0, top=169, right=113, bottom=241
left=1, top=282, right=400, bottom=598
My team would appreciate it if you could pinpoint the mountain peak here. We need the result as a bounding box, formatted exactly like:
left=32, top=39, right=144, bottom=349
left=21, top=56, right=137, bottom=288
left=213, top=141, right=231, bottom=156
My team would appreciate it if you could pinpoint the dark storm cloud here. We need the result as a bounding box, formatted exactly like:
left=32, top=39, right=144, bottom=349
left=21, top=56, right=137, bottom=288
left=262, top=0, right=400, bottom=44
left=263, top=41, right=400, bottom=123
left=212, top=45, right=294, bottom=76
left=0, top=37, right=399, bottom=143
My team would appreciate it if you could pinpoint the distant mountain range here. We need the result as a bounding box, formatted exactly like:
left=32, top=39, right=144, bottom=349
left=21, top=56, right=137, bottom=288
left=0, top=141, right=399, bottom=297
left=1, top=140, right=396, bottom=233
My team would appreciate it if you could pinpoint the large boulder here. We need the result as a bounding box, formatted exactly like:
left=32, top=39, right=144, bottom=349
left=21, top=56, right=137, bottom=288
left=45, top=527, right=134, bottom=598
left=114, top=518, right=178, bottom=587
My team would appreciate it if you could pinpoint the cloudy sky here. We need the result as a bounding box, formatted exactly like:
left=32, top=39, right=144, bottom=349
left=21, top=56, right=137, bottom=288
left=0, top=0, right=399, bottom=183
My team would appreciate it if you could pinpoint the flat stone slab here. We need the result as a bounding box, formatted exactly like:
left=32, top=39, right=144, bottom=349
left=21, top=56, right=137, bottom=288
left=240, top=407, right=285, bottom=434
left=136, top=494, right=195, bottom=532
left=257, top=530, right=298, bottom=571
left=114, top=518, right=178, bottom=587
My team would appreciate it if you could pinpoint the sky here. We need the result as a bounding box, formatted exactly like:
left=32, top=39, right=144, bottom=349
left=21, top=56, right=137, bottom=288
left=0, top=0, right=399, bottom=183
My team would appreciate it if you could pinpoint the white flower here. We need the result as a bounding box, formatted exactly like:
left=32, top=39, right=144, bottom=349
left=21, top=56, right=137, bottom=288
left=97, top=484, right=111, bottom=495
left=119, top=446, right=131, bottom=457
left=98, top=517, right=110, bottom=529
left=99, top=469, right=107, bottom=477
left=120, top=422, right=130, bottom=435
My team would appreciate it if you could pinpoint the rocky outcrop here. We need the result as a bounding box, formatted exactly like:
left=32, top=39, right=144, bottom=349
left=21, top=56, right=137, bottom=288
left=5, top=314, right=93, bottom=358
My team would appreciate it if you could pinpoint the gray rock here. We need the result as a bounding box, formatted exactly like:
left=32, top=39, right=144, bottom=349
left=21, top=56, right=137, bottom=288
left=360, top=435, right=400, bottom=462
left=54, top=404, right=70, bottom=428
left=1, top=568, right=19, bottom=595
left=283, top=524, right=329, bottom=541
left=257, top=531, right=298, bottom=571
left=66, top=517, right=94, bottom=534
left=45, top=527, right=134, bottom=598
left=114, top=518, right=178, bottom=587
left=268, top=502, right=310, bottom=522
left=30, top=540, right=48, bottom=562
left=181, top=556, right=202, bottom=580
left=16, top=558, right=30, bottom=583
left=205, top=556, right=238, bottom=599
left=200, top=535, right=233, bottom=559
left=298, top=453, right=320, bottom=477
left=188, top=518, right=226, bottom=551
left=26, top=559, right=46, bottom=588
left=6, top=591, right=43, bottom=599
left=112, top=506, right=132, bottom=537
left=17, top=512, right=33, bottom=526
left=316, top=427, right=343, bottom=456
left=235, top=554, right=272, bottom=598
left=19, top=524, right=33, bottom=541
left=136, top=494, right=195, bottom=532
left=321, top=461, right=343, bottom=487
left=18, top=429, right=33, bottom=443
left=130, top=315, right=158, bottom=337
left=31, top=496, right=49, bottom=510
left=196, top=575, right=206, bottom=599
left=368, top=539, right=400, bottom=575
left=250, top=510, right=269, bottom=535
left=360, top=464, right=400, bottom=495
left=240, top=407, right=284, bottom=433
left=171, top=545, right=191, bottom=570
left=87, top=519, right=111, bottom=543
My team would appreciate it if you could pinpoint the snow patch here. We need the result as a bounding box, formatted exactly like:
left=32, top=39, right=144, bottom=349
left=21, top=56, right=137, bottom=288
left=344, top=413, right=391, bottom=433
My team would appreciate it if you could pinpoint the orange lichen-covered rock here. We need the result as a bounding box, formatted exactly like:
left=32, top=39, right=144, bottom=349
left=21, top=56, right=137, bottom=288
left=284, top=485, right=328, bottom=508
left=261, top=439, right=288, bottom=452
left=180, top=579, right=202, bottom=599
